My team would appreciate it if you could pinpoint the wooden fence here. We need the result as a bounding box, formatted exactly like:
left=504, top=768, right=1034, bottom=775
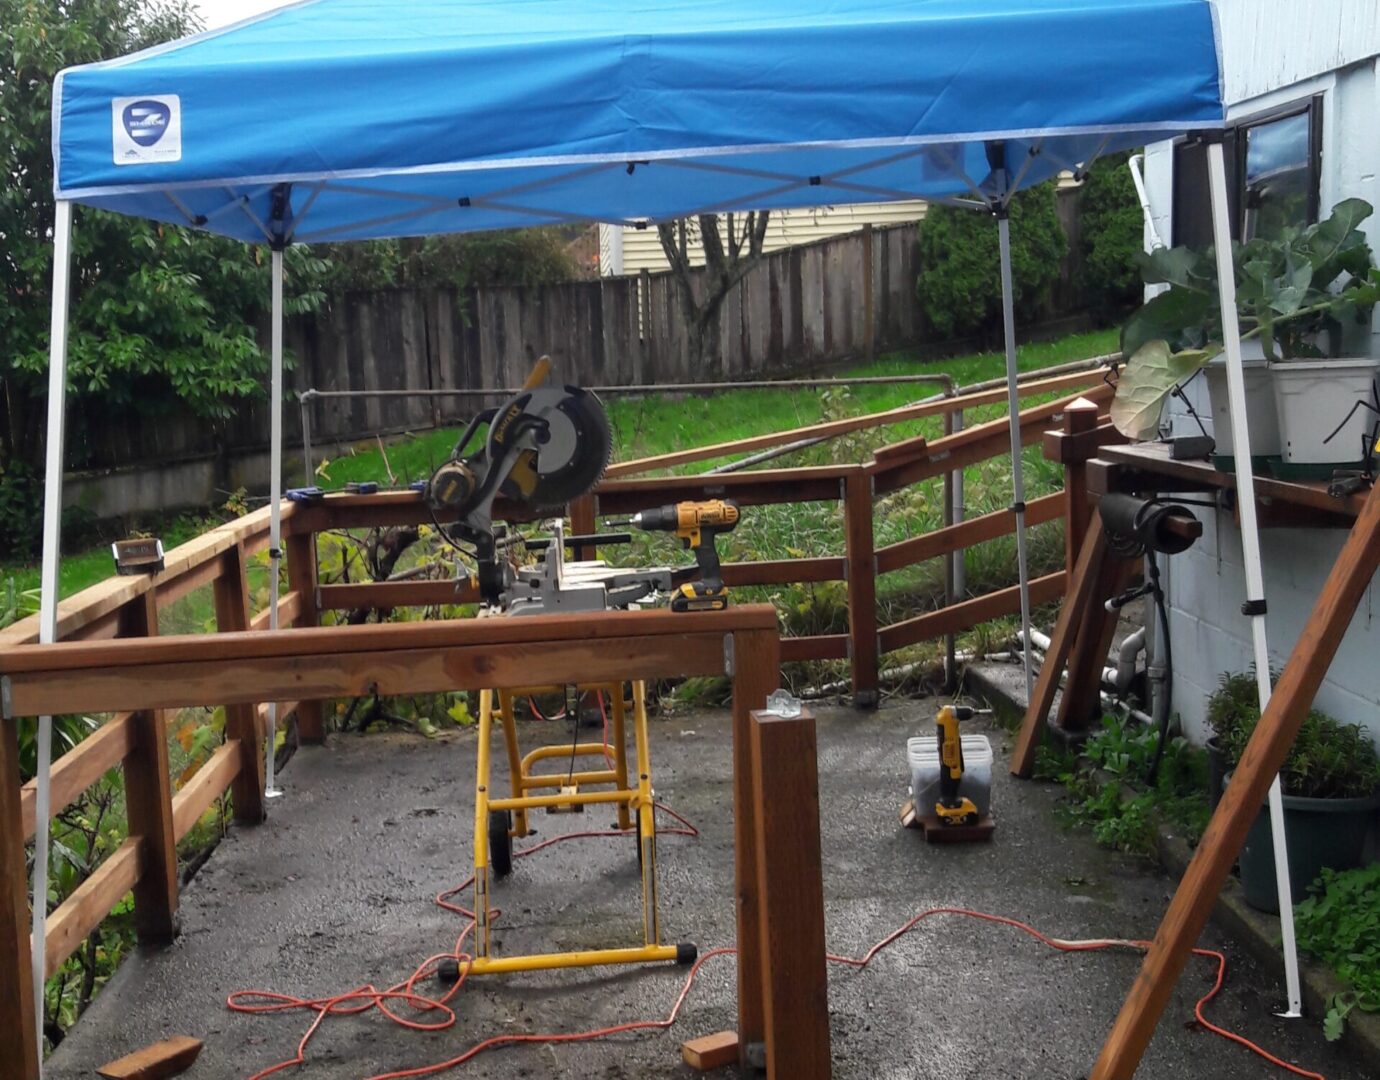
left=0, top=366, right=1124, bottom=1071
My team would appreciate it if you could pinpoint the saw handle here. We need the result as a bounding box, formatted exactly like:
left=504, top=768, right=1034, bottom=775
left=522, top=355, right=553, bottom=391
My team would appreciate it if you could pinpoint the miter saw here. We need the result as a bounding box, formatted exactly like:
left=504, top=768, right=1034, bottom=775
left=425, top=357, right=614, bottom=603
left=424, top=357, right=677, bottom=614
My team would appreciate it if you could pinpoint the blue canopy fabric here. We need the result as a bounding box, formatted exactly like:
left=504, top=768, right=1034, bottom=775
left=53, top=0, right=1224, bottom=243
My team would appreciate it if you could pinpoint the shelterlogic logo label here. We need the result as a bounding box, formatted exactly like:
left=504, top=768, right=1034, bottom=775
left=112, top=95, right=182, bottom=165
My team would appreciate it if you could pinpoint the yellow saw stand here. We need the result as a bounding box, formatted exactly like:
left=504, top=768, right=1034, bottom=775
left=468, top=679, right=694, bottom=976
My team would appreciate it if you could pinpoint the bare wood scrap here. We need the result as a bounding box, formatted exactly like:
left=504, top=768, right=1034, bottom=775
left=98, top=1036, right=202, bottom=1079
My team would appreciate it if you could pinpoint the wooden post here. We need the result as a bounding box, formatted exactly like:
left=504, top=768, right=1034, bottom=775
left=213, top=544, right=266, bottom=823
left=0, top=716, right=40, bottom=1079
left=861, top=223, right=876, bottom=361
left=285, top=532, right=325, bottom=743
left=844, top=470, right=879, bottom=708
left=750, top=707, right=832, bottom=1079
left=730, top=627, right=780, bottom=1065
left=1092, top=481, right=1380, bottom=1078
left=1053, top=552, right=1138, bottom=735
left=1010, top=513, right=1111, bottom=778
left=1058, top=398, right=1101, bottom=574
left=118, top=592, right=179, bottom=944
left=568, top=494, right=597, bottom=562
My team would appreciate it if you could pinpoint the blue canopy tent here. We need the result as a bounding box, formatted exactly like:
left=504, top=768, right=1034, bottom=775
left=35, top=0, right=1294, bottom=1071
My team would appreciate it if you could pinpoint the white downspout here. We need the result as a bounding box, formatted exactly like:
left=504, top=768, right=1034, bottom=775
left=1206, top=140, right=1303, bottom=1018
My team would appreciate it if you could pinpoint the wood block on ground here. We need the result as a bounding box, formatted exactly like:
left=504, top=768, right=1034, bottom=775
left=682, top=1030, right=740, bottom=1070
left=915, top=813, right=996, bottom=844
left=899, top=798, right=919, bottom=829
left=98, top=1036, right=202, bottom=1079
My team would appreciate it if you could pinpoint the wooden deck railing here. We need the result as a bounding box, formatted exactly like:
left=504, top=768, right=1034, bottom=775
left=0, top=362, right=1123, bottom=1072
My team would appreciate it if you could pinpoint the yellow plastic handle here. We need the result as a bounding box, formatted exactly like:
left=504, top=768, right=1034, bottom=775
left=522, top=355, right=552, bottom=391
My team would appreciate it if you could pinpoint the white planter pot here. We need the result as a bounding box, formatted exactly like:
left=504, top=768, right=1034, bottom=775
left=1271, top=358, right=1380, bottom=465
left=1202, top=345, right=1279, bottom=462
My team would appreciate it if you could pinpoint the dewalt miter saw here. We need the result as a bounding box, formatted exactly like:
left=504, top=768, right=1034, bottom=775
left=425, top=357, right=613, bottom=604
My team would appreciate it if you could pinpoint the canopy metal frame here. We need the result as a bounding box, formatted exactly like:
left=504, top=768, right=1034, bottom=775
left=31, top=2, right=1301, bottom=1068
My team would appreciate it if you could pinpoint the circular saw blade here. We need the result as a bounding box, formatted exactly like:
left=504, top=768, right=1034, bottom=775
left=524, top=386, right=612, bottom=509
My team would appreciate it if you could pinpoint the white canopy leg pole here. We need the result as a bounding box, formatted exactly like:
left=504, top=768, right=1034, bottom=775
left=265, top=249, right=286, bottom=799
left=998, top=213, right=1035, bottom=699
left=1206, top=140, right=1302, bottom=1017
left=32, top=198, right=74, bottom=1066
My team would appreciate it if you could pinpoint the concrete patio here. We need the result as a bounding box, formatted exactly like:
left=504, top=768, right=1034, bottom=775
left=50, top=701, right=1364, bottom=1080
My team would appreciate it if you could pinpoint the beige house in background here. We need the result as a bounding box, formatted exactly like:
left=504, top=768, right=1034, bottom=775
left=597, top=201, right=928, bottom=276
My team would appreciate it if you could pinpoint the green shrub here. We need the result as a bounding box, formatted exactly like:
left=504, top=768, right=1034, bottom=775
left=916, top=181, right=1068, bottom=340
left=1207, top=669, right=1380, bottom=799
left=1077, top=152, right=1145, bottom=322
left=1296, top=863, right=1380, bottom=1040
left=0, top=460, right=42, bottom=556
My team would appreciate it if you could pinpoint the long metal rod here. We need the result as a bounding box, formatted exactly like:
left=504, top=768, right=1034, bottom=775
left=998, top=214, right=1035, bottom=700
left=32, top=198, right=74, bottom=1072
left=265, top=249, right=286, bottom=799
left=297, top=356, right=1112, bottom=402
left=1206, top=140, right=1301, bottom=1016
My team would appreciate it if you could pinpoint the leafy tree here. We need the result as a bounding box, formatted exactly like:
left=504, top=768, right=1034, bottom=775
left=915, top=182, right=1068, bottom=341
left=2, top=0, right=329, bottom=537
left=1077, top=152, right=1145, bottom=322
left=318, top=231, right=577, bottom=293
left=657, top=212, right=771, bottom=374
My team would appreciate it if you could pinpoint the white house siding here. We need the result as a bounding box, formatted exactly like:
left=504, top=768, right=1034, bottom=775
left=1144, top=0, right=1380, bottom=744
left=597, top=201, right=927, bottom=276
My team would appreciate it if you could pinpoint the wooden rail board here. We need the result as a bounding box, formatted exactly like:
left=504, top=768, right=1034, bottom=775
left=45, top=837, right=144, bottom=976
left=1094, top=441, right=1367, bottom=518
left=20, top=713, right=135, bottom=841
left=4, top=634, right=732, bottom=718
left=248, top=590, right=303, bottom=632
left=870, top=384, right=1112, bottom=494
left=318, top=578, right=480, bottom=610
left=877, top=571, right=1066, bottom=654
left=780, top=635, right=849, bottom=662
left=0, top=606, right=778, bottom=678
left=875, top=492, right=1064, bottom=574
left=98, top=1035, right=202, bottom=1080
left=1092, top=480, right=1380, bottom=1078
left=606, top=367, right=1107, bottom=478
left=171, top=741, right=242, bottom=841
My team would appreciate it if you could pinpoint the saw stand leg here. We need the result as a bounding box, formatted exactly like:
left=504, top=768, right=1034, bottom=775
left=467, top=680, right=687, bottom=977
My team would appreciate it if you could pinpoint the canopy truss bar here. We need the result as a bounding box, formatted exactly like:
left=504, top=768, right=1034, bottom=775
left=164, top=190, right=200, bottom=226
left=294, top=202, right=455, bottom=243
left=229, top=187, right=276, bottom=244
left=1000, top=141, right=1044, bottom=208
left=283, top=181, right=325, bottom=245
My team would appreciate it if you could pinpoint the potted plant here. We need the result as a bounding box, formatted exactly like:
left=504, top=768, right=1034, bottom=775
left=1207, top=670, right=1380, bottom=913
left=1111, top=199, right=1380, bottom=475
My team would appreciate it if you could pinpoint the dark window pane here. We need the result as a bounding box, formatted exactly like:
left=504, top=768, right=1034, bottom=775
left=1243, top=111, right=1312, bottom=239
left=1172, top=131, right=1239, bottom=248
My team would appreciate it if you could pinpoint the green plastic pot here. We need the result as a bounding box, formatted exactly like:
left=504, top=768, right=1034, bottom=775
left=1238, top=789, right=1380, bottom=914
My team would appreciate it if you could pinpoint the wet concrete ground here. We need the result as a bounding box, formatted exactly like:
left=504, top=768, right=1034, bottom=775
left=50, top=701, right=1364, bottom=1079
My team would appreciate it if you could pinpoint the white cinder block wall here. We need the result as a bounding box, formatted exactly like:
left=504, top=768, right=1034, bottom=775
left=1145, top=2, right=1380, bottom=745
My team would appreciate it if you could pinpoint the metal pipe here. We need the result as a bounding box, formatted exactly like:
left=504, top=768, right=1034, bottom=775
left=297, top=355, right=1112, bottom=401
left=942, top=400, right=957, bottom=690
left=265, top=250, right=285, bottom=800
left=998, top=213, right=1035, bottom=701
left=1208, top=141, right=1301, bottom=1014
left=32, top=197, right=74, bottom=1072
left=1127, top=153, right=1166, bottom=250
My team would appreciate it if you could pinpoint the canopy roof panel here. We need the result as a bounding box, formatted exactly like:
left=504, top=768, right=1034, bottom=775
left=53, top=0, right=1224, bottom=244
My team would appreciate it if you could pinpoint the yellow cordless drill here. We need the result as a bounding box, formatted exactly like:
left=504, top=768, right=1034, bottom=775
left=934, top=704, right=989, bottom=826
left=615, top=500, right=739, bottom=612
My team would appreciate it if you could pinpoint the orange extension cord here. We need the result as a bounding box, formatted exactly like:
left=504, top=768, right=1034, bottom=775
left=227, top=712, right=1326, bottom=1080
